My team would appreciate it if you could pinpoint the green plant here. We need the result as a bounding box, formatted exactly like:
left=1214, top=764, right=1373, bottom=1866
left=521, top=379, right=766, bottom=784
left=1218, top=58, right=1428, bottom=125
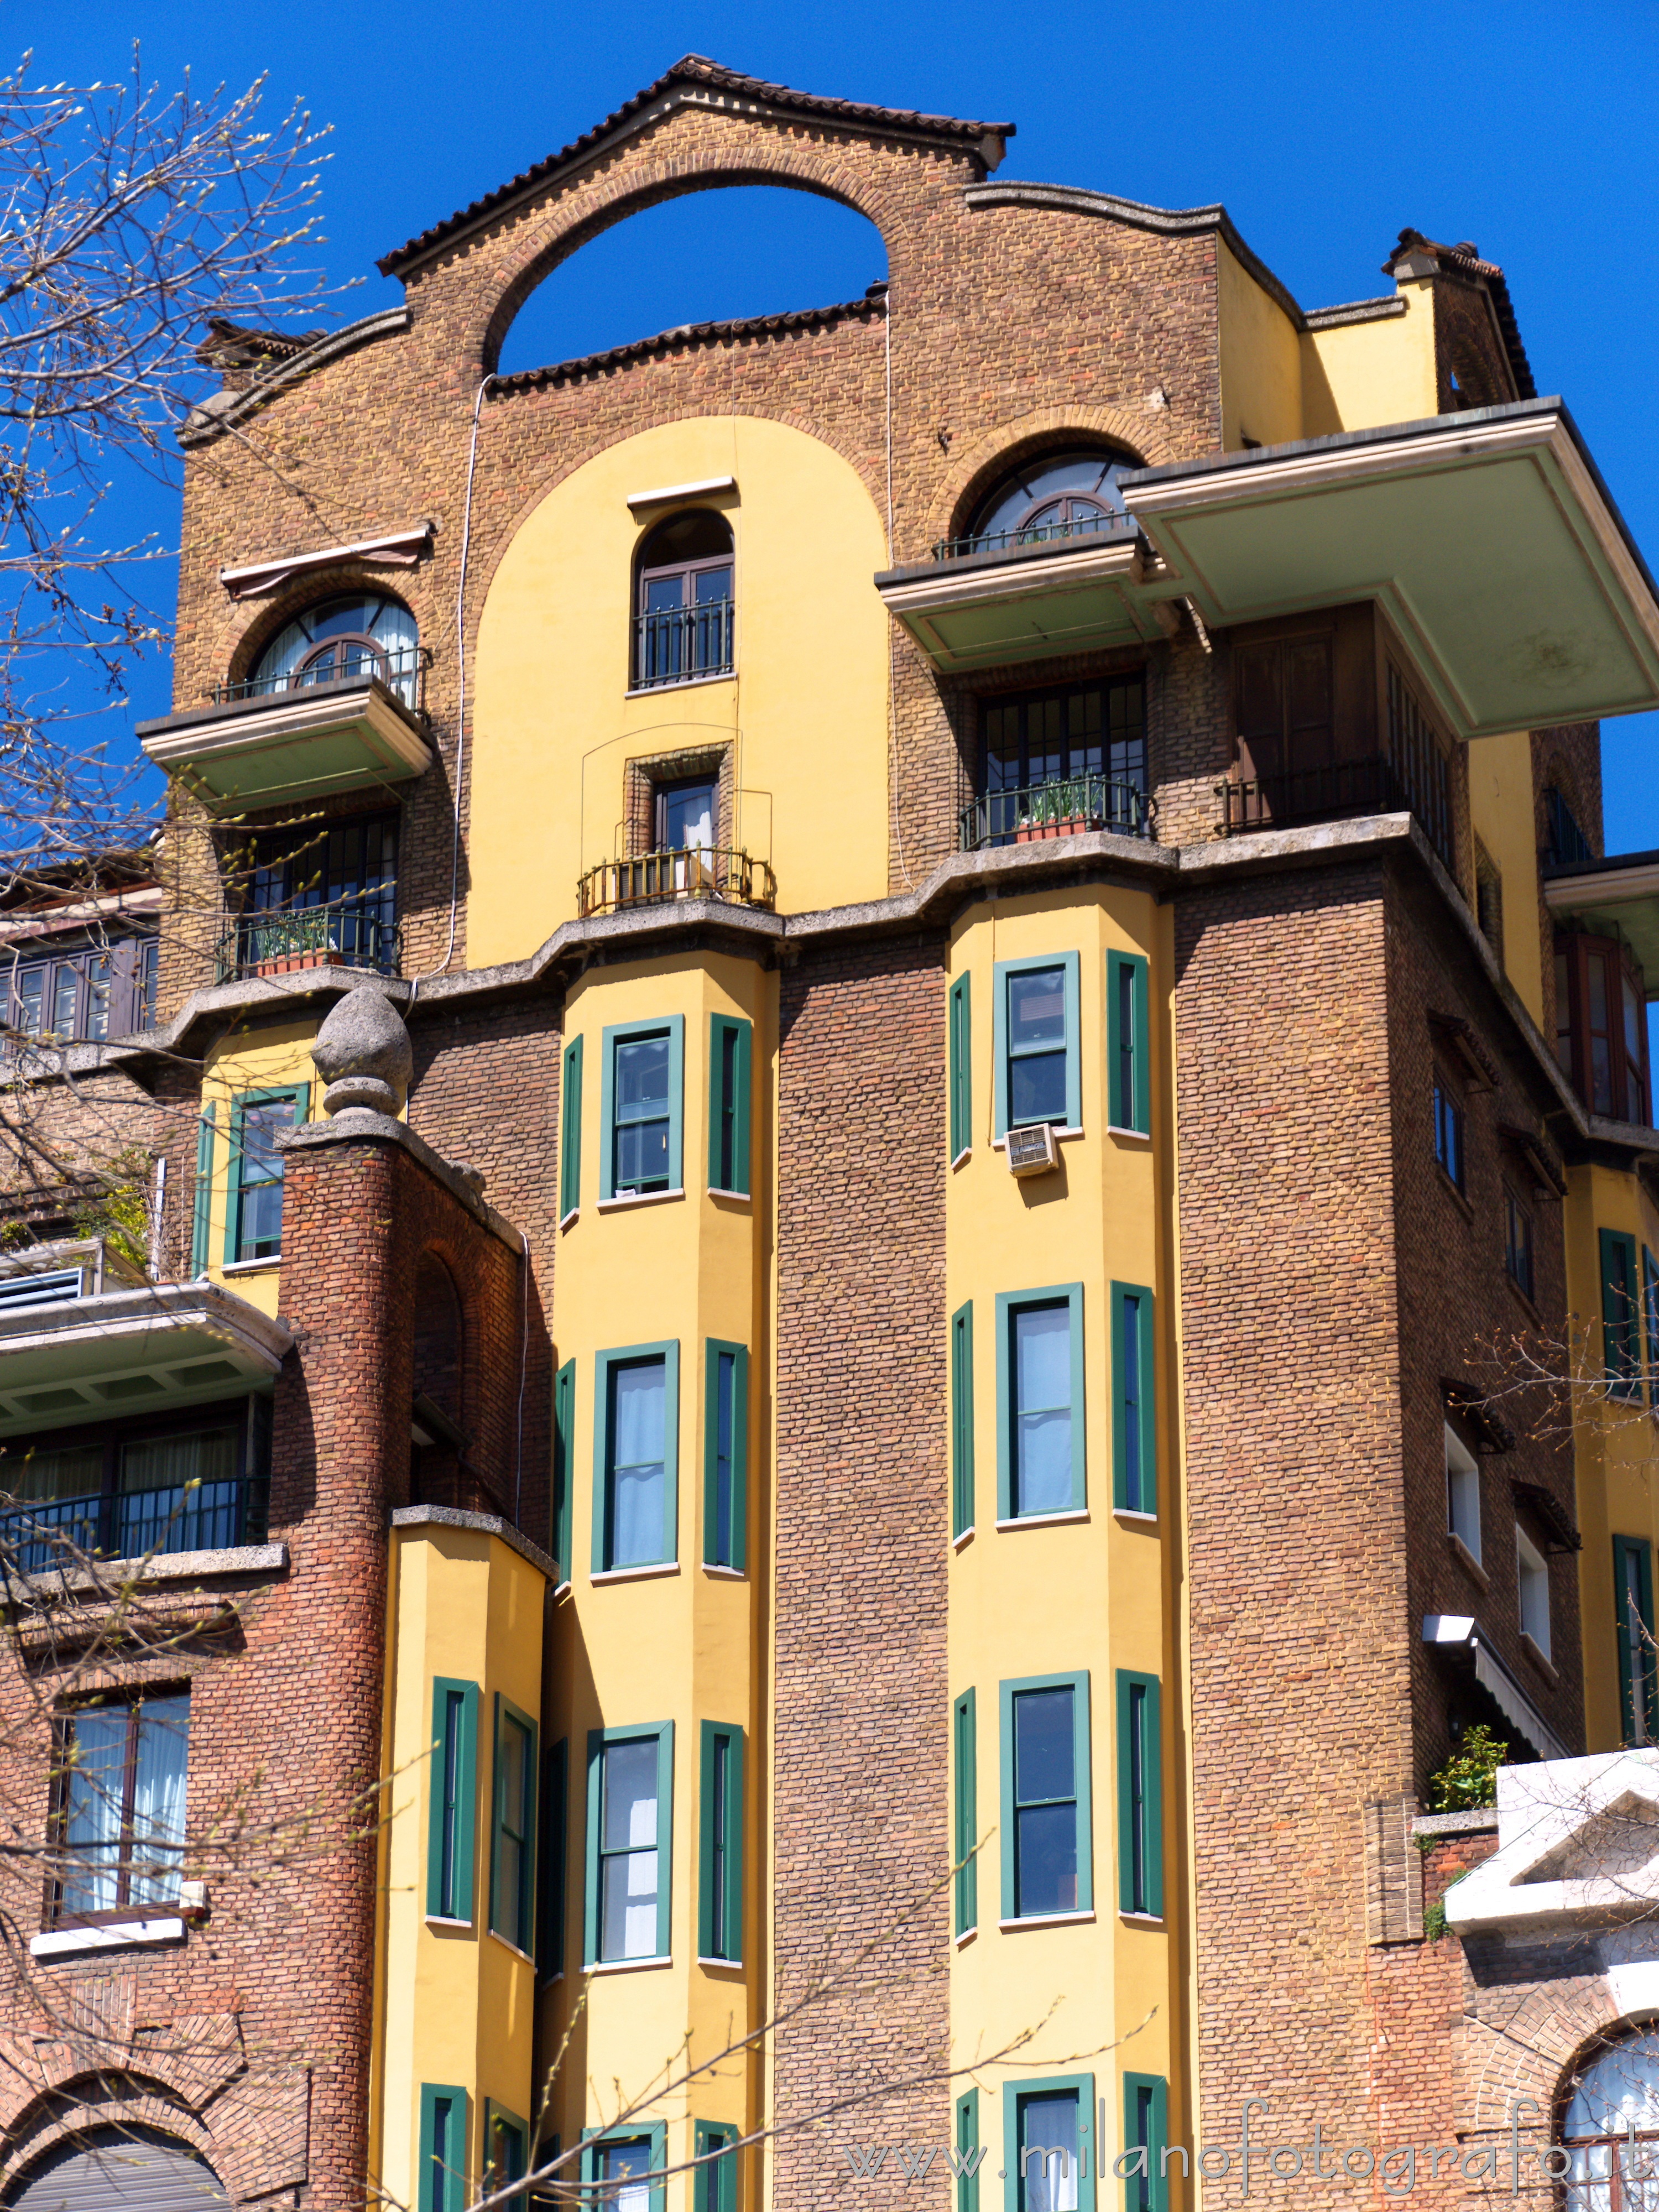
left=1427, top=1723, right=1510, bottom=1812
left=70, top=1150, right=153, bottom=1274
left=1422, top=1898, right=1447, bottom=1941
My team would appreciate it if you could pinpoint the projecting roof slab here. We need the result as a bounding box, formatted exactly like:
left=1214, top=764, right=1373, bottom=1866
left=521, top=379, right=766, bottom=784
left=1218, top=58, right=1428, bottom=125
left=1119, top=399, right=1659, bottom=739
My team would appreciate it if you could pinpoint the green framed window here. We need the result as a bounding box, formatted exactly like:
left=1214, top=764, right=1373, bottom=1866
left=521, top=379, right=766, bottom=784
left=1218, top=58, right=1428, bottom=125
left=956, top=2090, right=983, bottom=2212
left=1002, top=2075, right=1096, bottom=2212
left=1602, top=1229, right=1642, bottom=1397
left=708, top=1014, right=752, bottom=1195
left=426, top=1677, right=478, bottom=1922
left=585, top=1720, right=674, bottom=1964
left=1115, top=1672, right=1163, bottom=1919
left=993, top=952, right=1082, bottom=1137
left=1000, top=1671, right=1092, bottom=1922
left=697, top=1720, right=744, bottom=1962
left=703, top=1340, right=748, bottom=1572
left=190, top=1104, right=216, bottom=1275
left=953, top=1687, right=977, bottom=1937
left=483, top=2101, right=528, bottom=2204
left=1106, top=951, right=1150, bottom=1134
left=552, top=1359, right=575, bottom=1588
left=593, top=1342, right=680, bottom=1573
left=560, top=1035, right=583, bottom=1222
left=1646, top=1247, right=1659, bottom=1409
left=695, top=2122, right=739, bottom=2212
left=1615, top=1534, right=1657, bottom=1745
left=949, top=973, right=973, bottom=1163
left=951, top=1302, right=976, bottom=1540
left=418, top=2084, right=469, bottom=2212
left=996, top=1286, right=1086, bottom=1521
left=1110, top=1284, right=1156, bottom=1516
left=601, top=1016, right=685, bottom=1199
left=226, top=1083, right=307, bottom=1263
left=582, top=2126, right=667, bottom=2212
left=1121, top=2074, right=1170, bottom=2212
left=489, top=1695, right=538, bottom=1955
left=538, top=1737, right=568, bottom=1982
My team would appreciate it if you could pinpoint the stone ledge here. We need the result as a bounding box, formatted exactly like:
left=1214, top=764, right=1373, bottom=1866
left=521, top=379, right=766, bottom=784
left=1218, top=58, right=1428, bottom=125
left=392, top=1504, right=557, bottom=1582
left=1412, top=1808, right=1501, bottom=1838
left=283, top=1110, right=525, bottom=1251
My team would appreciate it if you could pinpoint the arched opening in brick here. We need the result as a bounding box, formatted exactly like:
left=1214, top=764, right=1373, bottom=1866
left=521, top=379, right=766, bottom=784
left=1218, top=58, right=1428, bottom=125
left=5, top=2127, right=228, bottom=2211
left=495, top=186, right=886, bottom=380
left=410, top=1247, right=467, bottom=1511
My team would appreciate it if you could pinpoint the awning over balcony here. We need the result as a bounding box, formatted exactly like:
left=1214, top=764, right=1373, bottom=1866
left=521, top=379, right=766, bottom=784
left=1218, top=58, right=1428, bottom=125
left=137, top=673, right=431, bottom=813
left=1120, top=399, right=1659, bottom=739
left=1545, top=848, right=1659, bottom=987
left=873, top=527, right=1177, bottom=673
left=0, top=1281, right=292, bottom=1436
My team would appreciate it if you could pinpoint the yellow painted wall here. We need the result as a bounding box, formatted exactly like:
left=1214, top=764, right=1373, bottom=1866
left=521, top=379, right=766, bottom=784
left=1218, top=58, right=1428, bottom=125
left=944, top=886, right=1187, bottom=2194
left=469, top=416, right=891, bottom=966
left=1465, top=731, right=1547, bottom=1026
left=1301, top=280, right=1438, bottom=437
left=540, top=949, right=771, bottom=2179
left=1568, top=1164, right=1659, bottom=1752
left=1217, top=242, right=1303, bottom=452
left=374, top=1520, right=549, bottom=2209
left=198, top=1016, right=321, bottom=1317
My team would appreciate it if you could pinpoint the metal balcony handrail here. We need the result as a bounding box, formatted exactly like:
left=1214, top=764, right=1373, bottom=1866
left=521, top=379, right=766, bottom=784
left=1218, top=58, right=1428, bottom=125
left=0, top=1476, right=265, bottom=1575
left=932, top=513, right=1131, bottom=563
left=632, top=599, right=735, bottom=690
left=959, top=774, right=1156, bottom=852
left=1216, top=752, right=1455, bottom=875
left=210, top=644, right=431, bottom=711
left=576, top=846, right=776, bottom=920
left=215, top=895, right=400, bottom=982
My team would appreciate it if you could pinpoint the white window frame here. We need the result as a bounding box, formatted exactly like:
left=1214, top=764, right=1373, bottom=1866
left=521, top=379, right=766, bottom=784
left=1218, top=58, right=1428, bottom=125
left=1446, top=1422, right=1481, bottom=1565
left=1517, top=1523, right=1551, bottom=1660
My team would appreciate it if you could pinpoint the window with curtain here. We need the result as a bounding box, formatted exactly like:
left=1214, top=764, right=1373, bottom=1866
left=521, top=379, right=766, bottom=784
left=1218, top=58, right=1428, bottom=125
left=54, top=1691, right=190, bottom=1925
left=251, top=593, right=420, bottom=707
left=1016, top=2089, right=1081, bottom=2212
left=1562, top=2030, right=1659, bottom=2212
left=1013, top=1304, right=1073, bottom=1517
left=599, top=1737, right=662, bottom=1961
left=606, top=1358, right=668, bottom=1568
left=118, top=1424, right=241, bottom=1556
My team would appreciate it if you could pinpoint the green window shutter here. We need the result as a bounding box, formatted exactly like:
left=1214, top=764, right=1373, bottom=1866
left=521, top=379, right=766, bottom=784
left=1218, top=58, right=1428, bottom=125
left=1646, top=1248, right=1659, bottom=1408
left=1602, top=1228, right=1642, bottom=1397
left=426, top=1677, right=479, bottom=1921
left=190, top=1104, right=216, bottom=1276
left=992, top=951, right=1083, bottom=1138
left=708, top=1015, right=753, bottom=1194
left=1110, top=1284, right=1156, bottom=1515
left=655, top=1721, right=676, bottom=1959
left=560, top=1036, right=583, bottom=1221
left=697, top=1720, right=744, bottom=1961
left=582, top=2125, right=669, bottom=2212
left=999, top=1671, right=1092, bottom=1922
left=1106, top=952, right=1151, bottom=1134
left=418, top=2084, right=470, bottom=2212
left=703, top=1340, right=749, bottom=1572
left=694, top=2123, right=738, bottom=2212
left=538, top=1736, right=568, bottom=1981
left=489, top=1695, right=538, bottom=1954
left=1116, top=1671, right=1163, bottom=1919
left=552, top=1359, right=575, bottom=1588
left=953, top=1687, right=977, bottom=1936
left=593, top=1341, right=681, bottom=1573
left=601, top=1016, right=686, bottom=1201
left=995, top=1285, right=1086, bottom=1522
left=949, top=973, right=973, bottom=1162
left=1614, top=1535, right=1657, bottom=1745
left=1122, top=2075, right=1170, bottom=2212
left=951, top=1302, right=975, bottom=1540
left=483, top=2103, right=529, bottom=2201
left=955, top=2090, right=982, bottom=2212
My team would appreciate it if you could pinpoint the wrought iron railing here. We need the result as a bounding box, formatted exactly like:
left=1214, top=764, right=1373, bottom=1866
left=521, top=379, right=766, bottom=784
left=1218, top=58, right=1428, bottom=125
left=215, top=899, right=399, bottom=982
left=210, top=644, right=430, bottom=713
left=1217, top=753, right=1455, bottom=875
left=932, top=513, right=1131, bottom=562
left=959, top=774, right=1155, bottom=852
left=0, top=1478, right=265, bottom=1575
left=633, top=600, right=735, bottom=689
left=577, top=847, right=776, bottom=919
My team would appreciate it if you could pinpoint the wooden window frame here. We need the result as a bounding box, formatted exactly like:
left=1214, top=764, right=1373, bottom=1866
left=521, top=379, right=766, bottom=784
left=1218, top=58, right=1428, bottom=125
left=1614, top=1534, right=1657, bottom=1745
left=552, top=1359, right=575, bottom=1589
left=559, top=1036, right=583, bottom=1224
left=954, top=1687, right=978, bottom=1937
left=226, top=1082, right=309, bottom=1264
left=582, top=2126, right=669, bottom=2212
left=1001, top=2073, right=1098, bottom=2212
left=1121, top=2074, right=1171, bottom=2212
left=489, top=1694, right=538, bottom=1956
left=1106, top=952, right=1151, bottom=1135
left=1556, top=931, right=1651, bottom=1126
left=482, top=2101, right=529, bottom=2206
left=995, top=1285, right=1086, bottom=1522
left=418, top=2084, right=470, bottom=2212
left=697, top=1719, right=744, bottom=1963
left=1115, top=1671, right=1164, bottom=1919
left=707, top=1015, right=752, bottom=1196
left=1432, top=1067, right=1465, bottom=1193
left=592, top=1341, right=680, bottom=1574
left=951, top=1302, right=976, bottom=1541
left=1110, top=1283, right=1156, bottom=1516
left=583, top=1721, right=674, bottom=1966
left=48, top=1685, right=191, bottom=1929
left=702, top=1339, right=748, bottom=1573
left=949, top=973, right=973, bottom=1164
left=599, top=1016, right=685, bottom=1201
left=1504, top=1182, right=1536, bottom=1303
left=1602, top=1229, right=1643, bottom=1400
left=956, top=2090, right=982, bottom=2212
left=693, top=2122, right=739, bottom=2212
left=999, top=1671, right=1092, bottom=1923
left=993, top=953, right=1082, bottom=1138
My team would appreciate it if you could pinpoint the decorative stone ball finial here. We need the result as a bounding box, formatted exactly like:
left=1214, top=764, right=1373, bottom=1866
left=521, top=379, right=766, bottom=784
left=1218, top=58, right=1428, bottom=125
left=312, top=985, right=414, bottom=1117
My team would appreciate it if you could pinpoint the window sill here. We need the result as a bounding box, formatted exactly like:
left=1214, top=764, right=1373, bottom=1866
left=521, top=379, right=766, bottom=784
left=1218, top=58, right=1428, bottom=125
left=1107, top=1125, right=1152, bottom=1144
left=951, top=1147, right=971, bottom=1171
left=32, top=1917, right=185, bottom=1958
left=992, top=1128, right=1083, bottom=1151
left=697, top=1954, right=746, bottom=1971
left=1521, top=1630, right=1558, bottom=1684
left=954, top=1926, right=978, bottom=1949
left=426, top=1914, right=474, bottom=1933
left=597, top=1188, right=685, bottom=1213
left=1119, top=1911, right=1165, bottom=1929
left=624, top=671, right=734, bottom=700
left=488, top=1931, right=536, bottom=1968
left=708, top=1187, right=751, bottom=1205
left=1449, top=1530, right=1489, bottom=1591
left=586, top=1953, right=671, bottom=1975
left=702, top=1563, right=746, bottom=1581
left=953, top=1526, right=975, bottom=1552
left=1113, top=1508, right=1157, bottom=1527
left=996, top=1510, right=1089, bottom=1532
left=560, top=1207, right=579, bottom=1232
left=998, top=1911, right=1095, bottom=1932
left=591, top=1561, right=680, bottom=1585
left=220, top=1255, right=279, bottom=1276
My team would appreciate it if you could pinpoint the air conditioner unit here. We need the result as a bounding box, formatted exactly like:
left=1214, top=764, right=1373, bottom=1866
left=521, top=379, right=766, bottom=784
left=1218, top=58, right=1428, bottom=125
left=1006, top=1122, right=1060, bottom=1177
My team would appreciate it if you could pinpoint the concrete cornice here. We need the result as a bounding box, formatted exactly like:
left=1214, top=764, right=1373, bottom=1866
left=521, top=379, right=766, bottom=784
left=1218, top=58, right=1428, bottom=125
left=392, top=1503, right=557, bottom=1583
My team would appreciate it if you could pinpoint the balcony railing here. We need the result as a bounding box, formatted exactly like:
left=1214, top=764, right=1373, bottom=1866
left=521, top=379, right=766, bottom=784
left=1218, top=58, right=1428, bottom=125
left=215, top=899, right=399, bottom=982
left=932, top=513, right=1129, bottom=563
left=0, top=1477, right=264, bottom=1575
left=960, top=775, right=1156, bottom=853
left=633, top=601, right=735, bottom=690
left=1217, top=753, right=1455, bottom=874
left=577, top=847, right=776, bottom=920
left=211, top=644, right=431, bottom=714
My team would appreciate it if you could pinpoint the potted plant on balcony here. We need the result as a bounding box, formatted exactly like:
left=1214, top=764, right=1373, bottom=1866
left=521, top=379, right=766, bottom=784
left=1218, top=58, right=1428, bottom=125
left=1015, top=778, right=1097, bottom=843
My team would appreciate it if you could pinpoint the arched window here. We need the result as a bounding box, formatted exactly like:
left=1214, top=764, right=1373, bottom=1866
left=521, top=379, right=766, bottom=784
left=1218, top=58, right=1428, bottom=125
left=251, top=593, right=420, bottom=709
left=7, top=2130, right=229, bottom=2211
left=963, top=447, right=1136, bottom=555
left=633, top=511, right=734, bottom=690
left=1562, top=2030, right=1659, bottom=2210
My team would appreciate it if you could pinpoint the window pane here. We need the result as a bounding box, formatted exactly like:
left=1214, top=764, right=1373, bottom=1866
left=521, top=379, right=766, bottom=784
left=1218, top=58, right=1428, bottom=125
left=610, top=1360, right=667, bottom=1566
left=1010, top=1051, right=1067, bottom=1126
left=241, top=1098, right=298, bottom=1255
left=602, top=2141, right=655, bottom=2212
left=118, top=1425, right=240, bottom=1554
left=52, top=965, right=79, bottom=1037
left=1009, top=969, right=1066, bottom=1050
left=693, top=566, right=733, bottom=606
left=662, top=782, right=716, bottom=852
left=1015, top=1687, right=1075, bottom=1801
left=61, top=1706, right=128, bottom=1915
left=602, top=1739, right=660, bottom=1960
left=129, top=1695, right=189, bottom=1904
left=614, top=1035, right=671, bottom=1190
left=1020, top=2092, right=1079, bottom=2212
left=1014, top=1307, right=1071, bottom=1514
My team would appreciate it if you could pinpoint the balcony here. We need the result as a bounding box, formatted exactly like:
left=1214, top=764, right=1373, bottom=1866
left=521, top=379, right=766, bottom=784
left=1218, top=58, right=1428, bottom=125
left=577, top=846, right=776, bottom=919
left=632, top=600, right=735, bottom=690
left=1217, top=752, right=1455, bottom=875
left=215, top=897, right=400, bottom=982
left=959, top=774, right=1155, bottom=852
left=0, top=1475, right=265, bottom=1574
left=137, top=665, right=432, bottom=815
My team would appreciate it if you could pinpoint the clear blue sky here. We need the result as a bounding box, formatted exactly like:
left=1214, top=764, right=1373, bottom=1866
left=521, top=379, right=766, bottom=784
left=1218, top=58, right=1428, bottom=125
left=15, top=0, right=1657, bottom=845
